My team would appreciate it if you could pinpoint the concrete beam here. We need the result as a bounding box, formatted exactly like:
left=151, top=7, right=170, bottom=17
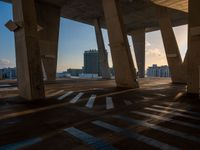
left=131, top=29, right=146, bottom=78
left=187, top=0, right=200, bottom=95
left=12, top=0, right=45, bottom=100
left=102, top=0, right=138, bottom=88
left=156, top=6, right=185, bottom=83
left=94, top=18, right=111, bottom=79
left=36, top=2, right=61, bottom=81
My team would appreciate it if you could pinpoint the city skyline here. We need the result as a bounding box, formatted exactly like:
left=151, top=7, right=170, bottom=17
left=0, top=1, right=187, bottom=72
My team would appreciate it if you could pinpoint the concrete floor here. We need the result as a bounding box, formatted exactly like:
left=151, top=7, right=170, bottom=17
left=0, top=78, right=199, bottom=150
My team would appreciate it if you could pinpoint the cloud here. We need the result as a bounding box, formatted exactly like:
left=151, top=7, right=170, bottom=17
left=57, top=65, right=68, bottom=72
left=146, top=48, right=163, bottom=57
left=145, top=48, right=168, bottom=68
left=0, top=59, right=15, bottom=69
left=146, top=41, right=151, bottom=47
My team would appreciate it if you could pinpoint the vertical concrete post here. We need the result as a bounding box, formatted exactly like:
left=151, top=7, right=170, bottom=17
left=187, top=0, right=200, bottom=95
left=102, top=0, right=138, bottom=88
left=156, top=6, right=185, bottom=83
left=94, top=18, right=111, bottom=79
left=182, top=50, right=188, bottom=82
left=36, top=2, right=61, bottom=81
left=12, top=0, right=45, bottom=100
left=131, top=29, right=146, bottom=78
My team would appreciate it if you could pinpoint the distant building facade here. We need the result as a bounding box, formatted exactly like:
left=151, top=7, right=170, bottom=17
left=84, top=50, right=100, bottom=75
left=109, top=67, right=115, bottom=76
left=67, top=68, right=83, bottom=76
left=56, top=49, right=113, bottom=79
left=83, top=49, right=110, bottom=75
left=147, top=64, right=170, bottom=77
left=0, top=69, right=3, bottom=80
left=56, top=71, right=70, bottom=78
left=0, top=67, right=17, bottom=80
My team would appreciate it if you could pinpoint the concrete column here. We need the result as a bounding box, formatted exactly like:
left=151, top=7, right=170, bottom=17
left=131, top=29, right=145, bottom=78
left=182, top=50, right=188, bottom=82
left=102, top=0, right=138, bottom=88
left=187, top=0, right=200, bottom=95
left=12, top=0, right=45, bottom=100
left=156, top=6, right=185, bottom=83
left=36, top=2, right=61, bottom=81
left=94, top=18, right=111, bottom=79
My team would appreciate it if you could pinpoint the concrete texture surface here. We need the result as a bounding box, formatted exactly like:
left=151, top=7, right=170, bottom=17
left=0, top=78, right=199, bottom=150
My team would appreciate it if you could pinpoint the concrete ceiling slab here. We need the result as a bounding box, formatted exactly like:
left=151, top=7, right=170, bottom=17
left=151, top=0, right=188, bottom=12
left=0, top=0, right=188, bottom=33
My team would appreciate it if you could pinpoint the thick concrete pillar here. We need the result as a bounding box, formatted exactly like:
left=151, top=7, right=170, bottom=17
left=12, top=0, right=45, bottom=100
left=36, top=2, right=61, bottom=81
left=156, top=6, right=185, bottom=83
left=102, top=0, right=138, bottom=88
left=182, top=50, right=188, bottom=82
left=187, top=0, right=200, bottom=95
left=94, top=18, right=111, bottom=79
left=131, top=29, right=145, bottom=78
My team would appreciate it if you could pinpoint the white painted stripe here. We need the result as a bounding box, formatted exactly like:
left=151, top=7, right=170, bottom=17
left=0, top=138, right=42, bottom=150
left=131, top=111, right=200, bottom=129
left=85, top=95, right=96, bottom=108
left=114, top=115, right=200, bottom=143
left=47, top=90, right=64, bottom=97
left=92, top=120, right=179, bottom=150
left=145, top=107, right=200, bottom=120
left=64, top=127, right=118, bottom=150
left=0, top=87, right=18, bottom=91
left=174, top=92, right=184, bottom=100
left=45, top=89, right=56, bottom=95
left=0, top=89, right=138, bottom=121
left=106, top=97, right=114, bottom=110
left=142, top=97, right=154, bottom=100
left=163, top=102, right=179, bottom=105
left=0, top=84, right=11, bottom=87
left=57, top=91, right=74, bottom=100
left=155, top=94, right=166, bottom=97
left=70, top=92, right=84, bottom=104
left=152, top=105, right=200, bottom=116
left=124, top=100, right=133, bottom=106
left=151, top=87, right=169, bottom=90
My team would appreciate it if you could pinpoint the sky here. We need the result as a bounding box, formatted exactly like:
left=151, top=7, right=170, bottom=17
left=0, top=1, right=188, bottom=72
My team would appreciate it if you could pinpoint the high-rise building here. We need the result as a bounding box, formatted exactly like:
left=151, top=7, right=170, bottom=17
left=83, top=50, right=100, bottom=74
left=83, top=49, right=111, bottom=76
left=147, top=64, right=170, bottom=77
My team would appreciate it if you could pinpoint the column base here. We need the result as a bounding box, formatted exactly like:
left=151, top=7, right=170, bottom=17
left=171, top=81, right=187, bottom=85
left=186, top=93, right=199, bottom=99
